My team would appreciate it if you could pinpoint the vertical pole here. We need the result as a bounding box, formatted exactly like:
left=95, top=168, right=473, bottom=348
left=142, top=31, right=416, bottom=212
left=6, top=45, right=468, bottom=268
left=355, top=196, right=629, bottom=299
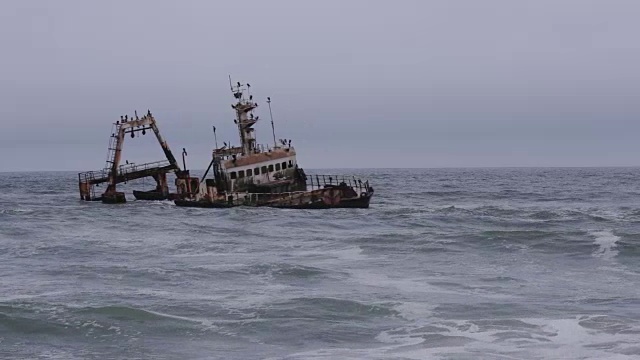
left=213, top=126, right=218, bottom=149
left=267, top=97, right=277, bottom=148
left=182, top=148, right=188, bottom=171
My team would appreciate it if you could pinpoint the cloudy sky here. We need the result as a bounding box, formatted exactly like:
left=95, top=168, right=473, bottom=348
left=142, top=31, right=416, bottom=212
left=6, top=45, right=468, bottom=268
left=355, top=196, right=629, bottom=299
left=1, top=0, right=639, bottom=171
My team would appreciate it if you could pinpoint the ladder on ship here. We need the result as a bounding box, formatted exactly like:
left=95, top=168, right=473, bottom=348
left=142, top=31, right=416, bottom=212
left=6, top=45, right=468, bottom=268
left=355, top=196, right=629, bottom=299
left=77, top=112, right=182, bottom=202
left=104, top=122, right=122, bottom=173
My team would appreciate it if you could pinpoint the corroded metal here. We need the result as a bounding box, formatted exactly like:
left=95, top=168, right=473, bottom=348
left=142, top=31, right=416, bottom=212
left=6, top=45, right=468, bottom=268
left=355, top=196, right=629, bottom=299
left=175, top=174, right=374, bottom=209
left=77, top=111, right=195, bottom=203
left=77, top=80, right=375, bottom=209
left=173, top=79, right=376, bottom=209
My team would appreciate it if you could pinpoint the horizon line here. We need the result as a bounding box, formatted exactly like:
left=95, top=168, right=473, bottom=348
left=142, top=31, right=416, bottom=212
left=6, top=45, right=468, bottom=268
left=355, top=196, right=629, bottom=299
left=2, top=165, right=640, bottom=174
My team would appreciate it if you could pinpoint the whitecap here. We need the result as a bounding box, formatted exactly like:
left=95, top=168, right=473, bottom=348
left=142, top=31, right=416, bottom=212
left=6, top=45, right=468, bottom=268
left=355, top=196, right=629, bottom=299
left=590, top=230, right=620, bottom=259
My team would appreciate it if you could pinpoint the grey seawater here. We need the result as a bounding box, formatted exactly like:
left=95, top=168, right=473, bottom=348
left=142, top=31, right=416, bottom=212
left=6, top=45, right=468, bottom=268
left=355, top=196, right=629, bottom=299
left=0, top=168, right=639, bottom=360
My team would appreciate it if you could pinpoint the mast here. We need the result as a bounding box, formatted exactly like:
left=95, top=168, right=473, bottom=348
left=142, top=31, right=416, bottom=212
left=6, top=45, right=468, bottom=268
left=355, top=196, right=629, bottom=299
left=229, top=77, right=259, bottom=155
left=267, top=97, right=277, bottom=148
left=213, top=125, right=218, bottom=149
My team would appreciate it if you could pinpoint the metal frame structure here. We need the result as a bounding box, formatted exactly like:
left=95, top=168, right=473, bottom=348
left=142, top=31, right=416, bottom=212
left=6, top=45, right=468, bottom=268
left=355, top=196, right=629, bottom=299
left=78, top=111, right=182, bottom=203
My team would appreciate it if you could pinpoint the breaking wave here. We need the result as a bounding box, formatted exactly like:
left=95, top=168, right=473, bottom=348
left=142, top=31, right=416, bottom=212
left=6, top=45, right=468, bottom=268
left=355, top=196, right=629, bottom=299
left=591, top=230, right=621, bottom=259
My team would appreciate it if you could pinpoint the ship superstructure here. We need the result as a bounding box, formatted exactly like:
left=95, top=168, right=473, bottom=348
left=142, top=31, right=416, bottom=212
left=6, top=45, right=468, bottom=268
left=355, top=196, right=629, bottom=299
left=204, top=80, right=307, bottom=196
left=175, top=80, right=374, bottom=209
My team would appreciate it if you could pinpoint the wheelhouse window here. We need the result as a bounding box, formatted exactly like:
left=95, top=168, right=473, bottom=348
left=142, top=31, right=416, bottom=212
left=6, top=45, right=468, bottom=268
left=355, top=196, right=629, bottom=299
left=254, top=167, right=260, bottom=175
left=246, top=169, right=252, bottom=176
left=281, top=162, right=287, bottom=169
left=261, top=166, right=268, bottom=173
left=238, top=170, right=245, bottom=178
left=288, top=160, right=293, bottom=167
left=275, top=163, right=281, bottom=171
left=268, top=164, right=274, bottom=172
left=230, top=172, right=237, bottom=180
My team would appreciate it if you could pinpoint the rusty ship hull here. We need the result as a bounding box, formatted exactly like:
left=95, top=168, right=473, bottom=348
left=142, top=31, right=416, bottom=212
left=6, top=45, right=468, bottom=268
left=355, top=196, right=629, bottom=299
left=268, top=193, right=374, bottom=209
left=174, top=179, right=374, bottom=209
left=174, top=196, right=373, bottom=209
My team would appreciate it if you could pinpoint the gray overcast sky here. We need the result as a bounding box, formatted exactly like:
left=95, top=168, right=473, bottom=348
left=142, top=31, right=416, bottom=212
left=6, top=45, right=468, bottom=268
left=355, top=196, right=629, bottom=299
left=1, top=0, right=639, bottom=171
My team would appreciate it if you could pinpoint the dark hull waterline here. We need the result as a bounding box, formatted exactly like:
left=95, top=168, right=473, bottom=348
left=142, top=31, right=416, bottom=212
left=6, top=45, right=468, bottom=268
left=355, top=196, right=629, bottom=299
left=174, top=193, right=373, bottom=209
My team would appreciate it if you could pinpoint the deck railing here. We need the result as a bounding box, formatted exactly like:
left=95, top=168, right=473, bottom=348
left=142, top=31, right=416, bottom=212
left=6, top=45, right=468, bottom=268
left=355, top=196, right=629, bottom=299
left=213, top=144, right=293, bottom=159
left=78, top=160, right=173, bottom=185
left=303, top=174, right=370, bottom=193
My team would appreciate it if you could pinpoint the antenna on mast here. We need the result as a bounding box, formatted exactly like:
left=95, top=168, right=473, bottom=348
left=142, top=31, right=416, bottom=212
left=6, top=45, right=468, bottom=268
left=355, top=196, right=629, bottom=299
left=228, top=75, right=233, bottom=92
left=213, top=126, right=218, bottom=149
left=267, top=97, right=277, bottom=148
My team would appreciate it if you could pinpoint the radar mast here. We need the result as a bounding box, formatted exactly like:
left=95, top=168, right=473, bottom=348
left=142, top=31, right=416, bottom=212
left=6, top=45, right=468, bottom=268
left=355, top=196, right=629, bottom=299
left=229, top=76, right=259, bottom=155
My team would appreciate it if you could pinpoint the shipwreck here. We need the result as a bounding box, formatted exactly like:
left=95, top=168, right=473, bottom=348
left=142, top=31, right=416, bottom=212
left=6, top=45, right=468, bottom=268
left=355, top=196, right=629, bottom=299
left=77, top=111, right=198, bottom=203
left=173, top=80, right=374, bottom=209
left=77, top=80, right=374, bottom=208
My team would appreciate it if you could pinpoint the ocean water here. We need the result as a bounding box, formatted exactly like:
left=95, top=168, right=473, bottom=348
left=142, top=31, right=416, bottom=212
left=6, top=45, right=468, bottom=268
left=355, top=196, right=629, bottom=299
left=0, top=168, right=639, bottom=360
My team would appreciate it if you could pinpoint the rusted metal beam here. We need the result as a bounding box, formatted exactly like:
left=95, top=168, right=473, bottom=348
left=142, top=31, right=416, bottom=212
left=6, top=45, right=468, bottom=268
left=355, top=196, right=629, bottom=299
left=78, top=111, right=184, bottom=202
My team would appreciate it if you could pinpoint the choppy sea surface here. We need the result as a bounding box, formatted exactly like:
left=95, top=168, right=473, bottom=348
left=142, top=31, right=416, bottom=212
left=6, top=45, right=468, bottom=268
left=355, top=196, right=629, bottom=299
left=1, top=168, right=639, bottom=360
